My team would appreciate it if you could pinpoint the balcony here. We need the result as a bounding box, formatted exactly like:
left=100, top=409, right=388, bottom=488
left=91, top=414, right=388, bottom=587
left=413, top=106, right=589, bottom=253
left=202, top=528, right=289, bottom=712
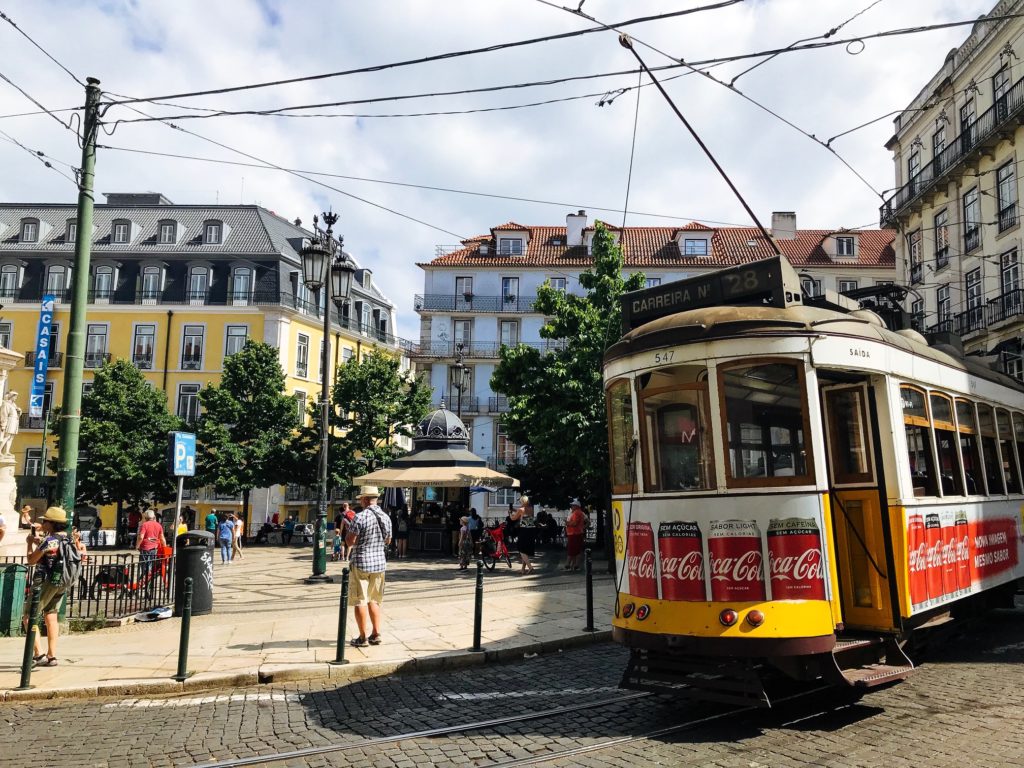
left=19, top=413, right=50, bottom=430
left=927, top=318, right=954, bottom=335
left=285, top=485, right=317, bottom=502
left=414, top=294, right=538, bottom=314
left=132, top=353, right=154, bottom=370
left=434, top=395, right=479, bottom=414
left=408, top=340, right=567, bottom=360
left=964, top=227, right=980, bottom=253
left=999, top=205, right=1018, bottom=233
left=955, top=306, right=987, bottom=336
left=880, top=71, right=1024, bottom=226
left=935, top=247, right=949, bottom=270
left=84, top=351, right=111, bottom=369
left=488, top=396, right=509, bottom=413
left=910, top=263, right=923, bottom=285
left=24, top=351, right=63, bottom=368
left=987, top=289, right=1024, bottom=326
left=181, top=355, right=202, bottom=371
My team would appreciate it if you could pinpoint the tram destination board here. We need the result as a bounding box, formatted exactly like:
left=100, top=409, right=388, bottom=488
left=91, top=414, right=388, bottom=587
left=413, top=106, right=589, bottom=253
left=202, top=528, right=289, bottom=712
left=621, top=256, right=804, bottom=332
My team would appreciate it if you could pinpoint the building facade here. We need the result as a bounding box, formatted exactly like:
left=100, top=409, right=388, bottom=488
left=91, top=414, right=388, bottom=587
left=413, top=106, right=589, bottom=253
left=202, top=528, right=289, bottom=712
left=413, top=210, right=896, bottom=513
left=881, top=0, right=1024, bottom=378
left=0, top=192, right=401, bottom=526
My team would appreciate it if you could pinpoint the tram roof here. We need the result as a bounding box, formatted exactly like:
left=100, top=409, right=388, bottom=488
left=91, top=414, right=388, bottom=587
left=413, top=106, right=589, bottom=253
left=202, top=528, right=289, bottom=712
left=605, top=304, right=1024, bottom=393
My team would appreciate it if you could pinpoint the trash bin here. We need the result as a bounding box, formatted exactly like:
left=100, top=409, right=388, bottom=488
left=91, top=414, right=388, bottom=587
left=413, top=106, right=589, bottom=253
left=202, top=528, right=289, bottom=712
left=174, top=530, right=214, bottom=617
left=0, top=564, right=28, bottom=636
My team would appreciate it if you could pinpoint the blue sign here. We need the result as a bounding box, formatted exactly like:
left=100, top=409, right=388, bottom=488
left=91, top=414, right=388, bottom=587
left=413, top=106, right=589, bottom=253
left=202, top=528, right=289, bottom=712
left=29, top=295, right=55, bottom=418
left=170, top=432, right=196, bottom=477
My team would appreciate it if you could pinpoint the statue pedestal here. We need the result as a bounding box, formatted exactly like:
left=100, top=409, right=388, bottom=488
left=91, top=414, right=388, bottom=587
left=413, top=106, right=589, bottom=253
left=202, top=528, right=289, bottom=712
left=0, top=455, right=21, bottom=558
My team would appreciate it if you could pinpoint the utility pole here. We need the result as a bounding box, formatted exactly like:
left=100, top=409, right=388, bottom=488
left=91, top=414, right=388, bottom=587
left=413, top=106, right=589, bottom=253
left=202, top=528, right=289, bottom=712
left=56, top=76, right=101, bottom=525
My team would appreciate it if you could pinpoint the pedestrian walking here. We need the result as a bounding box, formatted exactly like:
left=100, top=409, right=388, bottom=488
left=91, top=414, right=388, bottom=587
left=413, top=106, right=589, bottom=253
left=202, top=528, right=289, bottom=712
left=23, top=506, right=72, bottom=667
left=563, top=499, right=587, bottom=571
left=175, top=515, right=187, bottom=538
left=204, top=509, right=218, bottom=534
left=89, top=515, right=102, bottom=548
left=345, top=486, right=392, bottom=648
left=468, top=508, right=482, bottom=553
left=232, top=514, right=245, bottom=560
left=137, top=509, right=166, bottom=580
left=19, top=504, right=33, bottom=529
left=510, top=496, right=534, bottom=574
left=457, top=516, right=473, bottom=570
left=394, top=509, right=410, bottom=558
left=216, top=513, right=234, bottom=565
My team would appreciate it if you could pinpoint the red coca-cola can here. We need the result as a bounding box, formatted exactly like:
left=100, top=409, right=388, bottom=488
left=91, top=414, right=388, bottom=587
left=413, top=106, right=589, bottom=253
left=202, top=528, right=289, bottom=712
left=955, top=510, right=972, bottom=592
left=940, top=511, right=957, bottom=597
left=907, top=513, right=928, bottom=607
left=924, top=513, right=943, bottom=601
left=767, top=517, right=826, bottom=600
left=658, top=521, right=705, bottom=601
left=626, top=521, right=658, bottom=599
left=708, top=519, right=765, bottom=601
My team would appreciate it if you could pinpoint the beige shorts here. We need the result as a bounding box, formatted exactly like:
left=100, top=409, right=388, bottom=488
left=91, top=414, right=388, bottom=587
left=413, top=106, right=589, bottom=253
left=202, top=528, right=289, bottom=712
left=349, top=566, right=385, bottom=606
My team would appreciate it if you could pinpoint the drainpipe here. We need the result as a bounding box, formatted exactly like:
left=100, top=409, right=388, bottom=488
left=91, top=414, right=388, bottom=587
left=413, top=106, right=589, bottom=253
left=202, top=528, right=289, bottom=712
left=162, top=310, right=173, bottom=392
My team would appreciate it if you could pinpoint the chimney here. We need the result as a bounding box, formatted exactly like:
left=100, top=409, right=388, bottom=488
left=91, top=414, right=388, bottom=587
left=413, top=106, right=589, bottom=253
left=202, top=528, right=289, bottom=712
left=771, top=211, right=797, bottom=241
left=566, top=209, right=587, bottom=247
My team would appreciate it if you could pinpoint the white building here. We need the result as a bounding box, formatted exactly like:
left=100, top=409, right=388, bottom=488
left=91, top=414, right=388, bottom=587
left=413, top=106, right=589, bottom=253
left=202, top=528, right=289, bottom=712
left=413, top=210, right=896, bottom=514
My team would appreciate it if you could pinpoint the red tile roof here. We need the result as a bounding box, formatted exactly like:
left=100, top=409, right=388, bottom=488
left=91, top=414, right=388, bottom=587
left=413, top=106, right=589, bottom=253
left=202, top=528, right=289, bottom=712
left=421, top=223, right=895, bottom=269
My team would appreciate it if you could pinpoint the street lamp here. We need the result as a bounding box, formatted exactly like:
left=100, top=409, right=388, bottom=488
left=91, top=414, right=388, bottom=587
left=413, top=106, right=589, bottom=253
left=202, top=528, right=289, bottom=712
left=300, top=211, right=355, bottom=583
left=451, top=341, right=469, bottom=420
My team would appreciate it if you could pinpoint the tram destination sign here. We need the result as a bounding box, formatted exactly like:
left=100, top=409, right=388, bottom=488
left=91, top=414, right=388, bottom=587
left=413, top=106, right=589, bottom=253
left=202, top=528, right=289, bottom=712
left=620, top=256, right=803, bottom=332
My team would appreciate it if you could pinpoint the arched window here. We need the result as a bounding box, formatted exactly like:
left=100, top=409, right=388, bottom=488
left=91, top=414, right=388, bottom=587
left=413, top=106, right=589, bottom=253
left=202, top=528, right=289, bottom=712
left=203, top=220, right=223, bottom=245
left=231, top=266, right=251, bottom=304
left=141, top=265, right=162, bottom=301
left=45, top=264, right=69, bottom=294
left=188, top=266, right=209, bottom=302
left=93, top=265, right=114, bottom=299
left=0, top=265, right=19, bottom=298
left=157, top=220, right=177, bottom=245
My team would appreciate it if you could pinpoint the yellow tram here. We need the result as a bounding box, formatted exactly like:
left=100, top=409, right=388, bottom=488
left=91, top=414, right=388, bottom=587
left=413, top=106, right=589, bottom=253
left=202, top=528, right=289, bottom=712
left=604, top=256, right=1024, bottom=705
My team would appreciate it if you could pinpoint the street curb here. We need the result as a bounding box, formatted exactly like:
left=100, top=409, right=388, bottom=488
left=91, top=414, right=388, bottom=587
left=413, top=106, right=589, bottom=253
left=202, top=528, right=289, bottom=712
left=0, top=629, right=612, bottom=702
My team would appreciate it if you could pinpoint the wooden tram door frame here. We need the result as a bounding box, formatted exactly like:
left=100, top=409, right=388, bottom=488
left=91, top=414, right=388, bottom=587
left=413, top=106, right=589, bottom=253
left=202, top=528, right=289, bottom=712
left=821, top=381, right=900, bottom=632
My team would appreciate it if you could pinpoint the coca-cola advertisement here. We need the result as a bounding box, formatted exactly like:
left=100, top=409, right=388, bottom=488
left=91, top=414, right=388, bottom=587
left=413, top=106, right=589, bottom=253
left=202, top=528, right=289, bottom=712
left=971, top=516, right=1019, bottom=583
left=939, top=509, right=957, bottom=598
left=626, top=521, right=659, bottom=599
left=767, top=517, right=826, bottom=600
left=924, top=513, right=943, bottom=601
left=708, top=519, right=766, bottom=601
left=954, top=510, right=971, bottom=592
left=907, top=513, right=928, bottom=607
left=658, top=521, right=705, bottom=601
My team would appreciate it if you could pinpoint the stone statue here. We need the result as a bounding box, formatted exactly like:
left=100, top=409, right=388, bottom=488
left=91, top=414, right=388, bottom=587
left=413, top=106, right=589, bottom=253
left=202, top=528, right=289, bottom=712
left=0, top=390, right=21, bottom=457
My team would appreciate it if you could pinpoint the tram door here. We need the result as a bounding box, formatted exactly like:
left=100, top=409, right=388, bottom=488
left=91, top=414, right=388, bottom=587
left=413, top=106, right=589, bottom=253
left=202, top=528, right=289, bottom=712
left=821, top=383, right=896, bottom=631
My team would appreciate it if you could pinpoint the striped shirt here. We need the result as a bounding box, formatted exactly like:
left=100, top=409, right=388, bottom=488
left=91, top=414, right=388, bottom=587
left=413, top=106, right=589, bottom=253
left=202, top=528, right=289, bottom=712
left=349, top=505, right=392, bottom=573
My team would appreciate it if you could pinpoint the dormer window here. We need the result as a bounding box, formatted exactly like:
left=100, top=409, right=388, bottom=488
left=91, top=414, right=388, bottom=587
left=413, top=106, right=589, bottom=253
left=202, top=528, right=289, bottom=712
left=836, top=236, right=855, bottom=257
left=684, top=238, right=709, bottom=256
left=498, top=238, right=523, bottom=255
left=66, top=220, right=77, bottom=243
left=158, top=220, right=177, bottom=244
left=20, top=219, right=39, bottom=243
left=112, top=219, right=131, bottom=244
left=204, top=220, right=223, bottom=244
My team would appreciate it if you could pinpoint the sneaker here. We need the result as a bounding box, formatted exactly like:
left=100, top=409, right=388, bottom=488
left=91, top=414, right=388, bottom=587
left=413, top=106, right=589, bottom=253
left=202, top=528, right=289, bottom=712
left=34, top=656, right=58, bottom=667
left=350, top=636, right=369, bottom=648
left=368, top=633, right=382, bottom=645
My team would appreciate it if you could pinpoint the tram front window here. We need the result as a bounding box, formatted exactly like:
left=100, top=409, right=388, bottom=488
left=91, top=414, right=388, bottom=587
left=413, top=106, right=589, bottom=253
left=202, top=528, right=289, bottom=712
left=638, top=365, right=714, bottom=491
left=606, top=378, right=637, bottom=493
left=720, top=361, right=811, bottom=486
left=901, top=386, right=937, bottom=497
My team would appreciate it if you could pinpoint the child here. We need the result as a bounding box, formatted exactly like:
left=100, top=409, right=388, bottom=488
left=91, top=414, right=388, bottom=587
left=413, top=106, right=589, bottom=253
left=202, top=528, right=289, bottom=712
left=332, top=528, right=344, bottom=561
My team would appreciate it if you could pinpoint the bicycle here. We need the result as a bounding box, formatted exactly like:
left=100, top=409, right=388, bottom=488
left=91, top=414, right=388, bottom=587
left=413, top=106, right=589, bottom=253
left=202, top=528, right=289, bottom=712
left=479, top=523, right=513, bottom=570
left=91, top=550, right=171, bottom=599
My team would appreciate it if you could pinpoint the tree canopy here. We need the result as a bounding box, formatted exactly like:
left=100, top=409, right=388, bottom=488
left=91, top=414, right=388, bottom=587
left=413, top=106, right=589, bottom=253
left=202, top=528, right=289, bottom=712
left=490, top=223, right=644, bottom=507
left=58, top=358, right=182, bottom=510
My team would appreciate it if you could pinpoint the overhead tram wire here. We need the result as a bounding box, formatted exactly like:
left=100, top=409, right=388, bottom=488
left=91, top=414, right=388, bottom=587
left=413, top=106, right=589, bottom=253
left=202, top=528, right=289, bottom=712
left=621, top=70, right=643, bottom=228
left=102, top=1, right=745, bottom=108
left=0, top=69, right=77, bottom=133
left=95, top=142, right=751, bottom=226
left=0, top=128, right=78, bottom=185
left=0, top=8, right=83, bottom=85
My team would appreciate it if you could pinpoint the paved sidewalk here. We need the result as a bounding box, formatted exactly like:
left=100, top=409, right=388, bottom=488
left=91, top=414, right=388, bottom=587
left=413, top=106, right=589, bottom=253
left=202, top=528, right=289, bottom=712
left=0, top=546, right=614, bottom=701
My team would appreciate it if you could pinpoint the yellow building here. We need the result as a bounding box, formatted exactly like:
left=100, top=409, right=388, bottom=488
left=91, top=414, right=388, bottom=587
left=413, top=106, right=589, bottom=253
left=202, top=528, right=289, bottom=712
left=0, top=192, right=405, bottom=529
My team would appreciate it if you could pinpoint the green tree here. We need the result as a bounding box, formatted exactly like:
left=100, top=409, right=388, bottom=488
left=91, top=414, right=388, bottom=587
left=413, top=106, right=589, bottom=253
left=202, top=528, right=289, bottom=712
left=196, top=340, right=299, bottom=523
left=490, top=222, right=644, bottom=508
left=290, top=349, right=432, bottom=493
left=53, top=358, right=182, bottom=524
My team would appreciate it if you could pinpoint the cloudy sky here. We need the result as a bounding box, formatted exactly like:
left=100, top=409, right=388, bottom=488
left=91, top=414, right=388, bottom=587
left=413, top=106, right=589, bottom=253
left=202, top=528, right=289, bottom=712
left=0, top=0, right=996, bottom=338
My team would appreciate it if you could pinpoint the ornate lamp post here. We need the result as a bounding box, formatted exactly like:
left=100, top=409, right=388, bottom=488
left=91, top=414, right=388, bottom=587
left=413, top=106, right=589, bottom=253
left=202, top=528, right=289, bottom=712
left=300, top=211, right=355, bottom=583
left=451, top=341, right=469, bottom=420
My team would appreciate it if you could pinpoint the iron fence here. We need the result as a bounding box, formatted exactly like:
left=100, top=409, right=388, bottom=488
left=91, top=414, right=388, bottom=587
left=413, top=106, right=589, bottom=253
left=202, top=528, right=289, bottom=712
left=0, top=552, right=176, bottom=621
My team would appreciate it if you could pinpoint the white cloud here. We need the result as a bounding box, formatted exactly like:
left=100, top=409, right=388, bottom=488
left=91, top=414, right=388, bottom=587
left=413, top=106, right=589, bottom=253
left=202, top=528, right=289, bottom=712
left=0, top=0, right=1000, bottom=337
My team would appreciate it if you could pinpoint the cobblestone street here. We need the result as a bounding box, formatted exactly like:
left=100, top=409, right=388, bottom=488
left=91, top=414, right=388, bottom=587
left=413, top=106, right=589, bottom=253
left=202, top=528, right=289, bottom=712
left=4, top=604, right=1024, bottom=767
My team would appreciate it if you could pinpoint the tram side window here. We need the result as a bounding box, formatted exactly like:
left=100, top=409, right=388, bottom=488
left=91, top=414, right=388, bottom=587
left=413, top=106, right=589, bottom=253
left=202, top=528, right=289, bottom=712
left=930, top=393, right=965, bottom=496
left=978, top=404, right=1006, bottom=495
left=997, top=409, right=1022, bottom=493
left=720, top=361, right=812, bottom=486
left=606, top=379, right=637, bottom=493
left=1015, top=413, right=1024, bottom=491
left=639, top=374, right=715, bottom=492
left=956, top=399, right=985, bottom=495
left=901, top=386, right=937, bottom=497
left=825, top=387, right=873, bottom=484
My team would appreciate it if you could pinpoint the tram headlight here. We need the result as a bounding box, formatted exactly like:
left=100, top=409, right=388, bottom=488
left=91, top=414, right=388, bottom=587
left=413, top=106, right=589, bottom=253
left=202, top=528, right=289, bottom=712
left=746, top=609, right=765, bottom=627
left=718, top=609, right=739, bottom=627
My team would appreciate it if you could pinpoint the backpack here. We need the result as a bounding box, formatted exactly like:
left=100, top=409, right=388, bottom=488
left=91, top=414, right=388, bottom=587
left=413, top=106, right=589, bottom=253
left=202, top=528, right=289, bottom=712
left=58, top=536, right=82, bottom=586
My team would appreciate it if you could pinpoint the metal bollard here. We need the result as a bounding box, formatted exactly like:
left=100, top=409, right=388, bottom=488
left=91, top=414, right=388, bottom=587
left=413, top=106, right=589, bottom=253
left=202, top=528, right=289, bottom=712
left=331, top=567, right=350, bottom=665
left=470, top=559, right=485, bottom=652
left=16, top=581, right=42, bottom=691
left=583, top=548, right=596, bottom=632
left=173, top=577, right=193, bottom=681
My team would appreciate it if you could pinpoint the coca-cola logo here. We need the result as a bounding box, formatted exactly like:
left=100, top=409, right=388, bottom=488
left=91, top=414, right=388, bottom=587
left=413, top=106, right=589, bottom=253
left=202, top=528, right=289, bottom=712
left=628, top=550, right=656, bottom=579
left=661, top=551, right=702, bottom=582
left=955, top=536, right=970, bottom=561
left=908, top=542, right=927, bottom=572
left=926, top=541, right=943, bottom=568
left=941, top=539, right=956, bottom=566
left=769, top=548, right=822, bottom=581
left=710, top=550, right=763, bottom=583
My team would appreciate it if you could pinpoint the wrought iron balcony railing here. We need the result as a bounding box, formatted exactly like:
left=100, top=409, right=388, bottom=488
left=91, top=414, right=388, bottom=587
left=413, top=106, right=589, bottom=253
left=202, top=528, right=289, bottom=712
left=414, top=294, right=539, bottom=314
left=24, top=351, right=63, bottom=368
left=84, top=351, right=111, bottom=369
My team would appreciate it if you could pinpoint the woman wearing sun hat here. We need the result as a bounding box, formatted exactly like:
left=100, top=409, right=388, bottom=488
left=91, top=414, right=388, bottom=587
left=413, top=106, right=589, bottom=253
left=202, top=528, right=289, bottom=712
left=24, top=506, right=70, bottom=667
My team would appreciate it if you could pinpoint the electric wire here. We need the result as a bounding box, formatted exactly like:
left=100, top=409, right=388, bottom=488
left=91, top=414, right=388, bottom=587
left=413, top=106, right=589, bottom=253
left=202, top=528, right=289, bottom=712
left=0, top=128, right=78, bottom=185
left=102, top=1, right=746, bottom=107
left=0, top=68, right=76, bottom=132
left=0, top=8, right=82, bottom=85
left=620, top=70, right=642, bottom=228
